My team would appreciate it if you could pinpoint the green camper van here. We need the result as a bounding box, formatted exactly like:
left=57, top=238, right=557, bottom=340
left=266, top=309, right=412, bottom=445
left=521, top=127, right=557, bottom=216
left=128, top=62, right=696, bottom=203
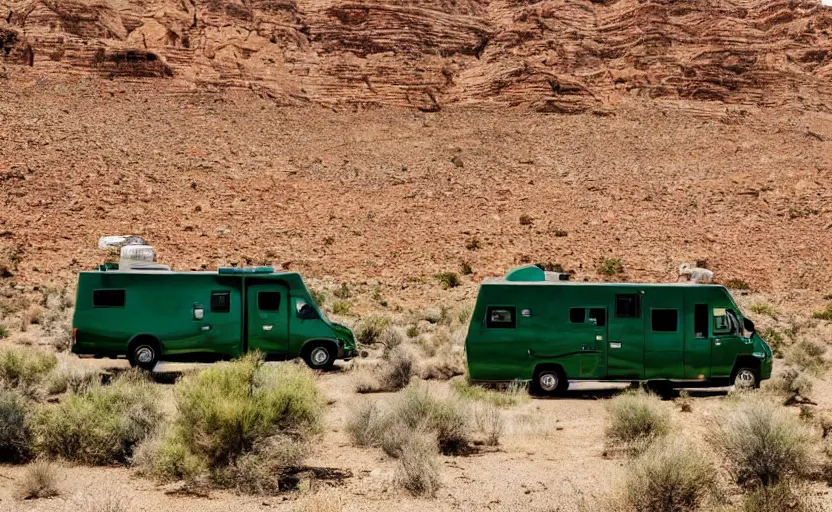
left=465, top=265, right=773, bottom=395
left=71, top=266, right=356, bottom=371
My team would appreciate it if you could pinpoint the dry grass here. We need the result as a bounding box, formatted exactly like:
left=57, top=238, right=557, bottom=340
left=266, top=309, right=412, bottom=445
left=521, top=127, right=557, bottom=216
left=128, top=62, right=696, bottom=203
left=395, top=429, right=441, bottom=497
left=451, top=379, right=529, bottom=407
left=606, top=390, right=671, bottom=454
left=45, top=354, right=100, bottom=395
left=17, top=460, right=60, bottom=500
left=355, top=345, right=415, bottom=394
left=739, top=481, right=821, bottom=512
left=473, top=402, right=504, bottom=446
left=619, top=436, right=716, bottom=512
left=345, top=400, right=389, bottom=448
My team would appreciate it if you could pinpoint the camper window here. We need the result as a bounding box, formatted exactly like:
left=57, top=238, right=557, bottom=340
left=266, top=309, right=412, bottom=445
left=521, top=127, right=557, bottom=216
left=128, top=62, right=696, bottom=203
left=486, top=307, right=516, bottom=329
left=651, top=309, right=678, bottom=332
left=569, top=308, right=585, bottom=323
left=211, top=291, right=230, bottom=313
left=615, top=294, right=641, bottom=318
left=588, top=308, right=606, bottom=327
left=694, top=304, right=708, bottom=338
left=258, top=292, right=281, bottom=312
left=93, top=289, right=125, bottom=308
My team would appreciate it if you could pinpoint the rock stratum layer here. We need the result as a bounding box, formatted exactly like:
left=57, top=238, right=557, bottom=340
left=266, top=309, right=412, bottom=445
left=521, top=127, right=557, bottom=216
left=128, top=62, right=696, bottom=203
left=1, top=0, right=832, bottom=111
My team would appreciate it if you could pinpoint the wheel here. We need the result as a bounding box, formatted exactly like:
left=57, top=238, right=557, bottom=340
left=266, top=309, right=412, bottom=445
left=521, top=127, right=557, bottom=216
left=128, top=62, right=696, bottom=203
left=532, top=367, right=568, bottom=397
left=128, top=339, right=160, bottom=371
left=732, top=367, right=760, bottom=389
left=303, top=343, right=335, bottom=371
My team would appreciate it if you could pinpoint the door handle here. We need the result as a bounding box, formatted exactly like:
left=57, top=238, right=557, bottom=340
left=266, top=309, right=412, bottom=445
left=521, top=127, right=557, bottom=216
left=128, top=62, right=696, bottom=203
left=263, top=325, right=273, bottom=331
left=609, top=342, right=622, bottom=349
left=714, top=338, right=721, bottom=346
left=201, top=325, right=212, bottom=331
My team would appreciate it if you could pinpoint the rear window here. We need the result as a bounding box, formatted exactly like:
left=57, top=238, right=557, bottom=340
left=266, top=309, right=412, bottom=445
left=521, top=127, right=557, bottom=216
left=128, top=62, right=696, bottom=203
left=211, top=291, right=230, bottom=313
left=569, top=308, right=584, bottom=323
left=93, top=289, right=125, bottom=308
left=258, top=292, right=281, bottom=311
left=486, top=307, right=516, bottom=329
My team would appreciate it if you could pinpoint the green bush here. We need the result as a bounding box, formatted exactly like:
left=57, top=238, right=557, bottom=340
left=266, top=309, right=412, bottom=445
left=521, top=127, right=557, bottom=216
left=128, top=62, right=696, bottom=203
left=740, top=481, right=817, bottom=512
left=435, top=272, right=460, bottom=289
left=354, top=314, right=391, bottom=345
left=406, top=325, right=420, bottom=338
left=395, top=429, right=441, bottom=497
left=749, top=303, right=778, bottom=318
left=35, top=371, right=162, bottom=465
left=606, top=390, right=671, bottom=452
left=758, top=328, right=786, bottom=358
left=811, top=304, right=832, bottom=321
left=333, top=283, right=351, bottom=300
left=599, top=258, right=624, bottom=276
left=451, top=379, right=528, bottom=407
left=144, top=354, right=321, bottom=486
left=331, top=300, right=351, bottom=315
left=0, top=347, right=58, bottom=393
left=0, top=390, right=33, bottom=463
left=46, top=357, right=100, bottom=395
left=0, top=324, right=8, bottom=339
left=715, top=400, right=810, bottom=486
left=621, top=436, right=716, bottom=512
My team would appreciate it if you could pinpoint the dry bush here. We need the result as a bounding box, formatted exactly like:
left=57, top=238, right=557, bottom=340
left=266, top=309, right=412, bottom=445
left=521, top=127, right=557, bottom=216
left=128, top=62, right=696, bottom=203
left=17, top=460, right=60, bottom=500
left=675, top=390, right=692, bottom=413
left=141, top=353, right=322, bottom=491
left=345, top=400, right=389, bottom=448
left=45, top=355, right=100, bottom=395
left=0, top=390, right=33, bottom=463
left=381, top=419, right=415, bottom=458
left=786, top=340, right=827, bottom=374
left=354, top=314, right=391, bottom=346
left=451, top=379, right=528, bottom=407
left=378, top=327, right=404, bottom=355
left=606, top=390, right=671, bottom=453
left=36, top=370, right=162, bottom=465
left=0, top=347, right=57, bottom=396
left=355, top=346, right=415, bottom=394
left=395, top=429, right=441, bottom=497
left=715, top=399, right=811, bottom=487
left=740, top=481, right=821, bottom=512
left=763, top=368, right=813, bottom=405
left=473, top=402, right=504, bottom=446
left=620, top=436, right=716, bottom=512
left=393, top=384, right=471, bottom=455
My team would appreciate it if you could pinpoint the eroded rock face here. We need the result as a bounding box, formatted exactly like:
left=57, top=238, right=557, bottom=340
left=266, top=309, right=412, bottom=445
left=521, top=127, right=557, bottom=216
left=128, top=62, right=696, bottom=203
left=2, top=0, right=832, bottom=111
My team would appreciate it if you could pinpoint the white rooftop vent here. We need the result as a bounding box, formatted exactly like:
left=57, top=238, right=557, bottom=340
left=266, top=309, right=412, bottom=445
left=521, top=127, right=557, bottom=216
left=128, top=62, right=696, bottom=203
left=119, top=244, right=170, bottom=271
left=543, top=271, right=570, bottom=282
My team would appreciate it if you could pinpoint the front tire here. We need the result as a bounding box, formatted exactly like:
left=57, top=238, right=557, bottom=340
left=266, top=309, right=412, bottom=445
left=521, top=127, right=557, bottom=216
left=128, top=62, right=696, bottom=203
left=303, top=342, right=335, bottom=371
left=128, top=339, right=160, bottom=371
left=532, top=367, right=568, bottom=397
left=731, top=367, right=760, bottom=389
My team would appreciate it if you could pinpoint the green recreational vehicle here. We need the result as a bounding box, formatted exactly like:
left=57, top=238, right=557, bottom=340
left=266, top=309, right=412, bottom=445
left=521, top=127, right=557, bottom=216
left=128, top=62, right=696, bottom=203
left=71, top=266, right=356, bottom=371
left=465, top=265, right=773, bottom=395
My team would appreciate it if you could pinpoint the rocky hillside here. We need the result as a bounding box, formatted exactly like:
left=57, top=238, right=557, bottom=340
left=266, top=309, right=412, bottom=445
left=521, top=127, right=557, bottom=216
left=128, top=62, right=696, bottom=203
left=2, top=0, right=832, bottom=112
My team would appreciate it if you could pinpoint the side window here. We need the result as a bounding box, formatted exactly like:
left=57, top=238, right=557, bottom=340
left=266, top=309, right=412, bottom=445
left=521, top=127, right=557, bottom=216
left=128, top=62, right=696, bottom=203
left=615, top=294, right=641, bottom=318
left=588, top=308, right=606, bottom=327
left=93, top=289, right=125, bottom=308
left=714, top=309, right=739, bottom=334
left=694, top=304, right=708, bottom=338
left=652, top=309, right=678, bottom=332
left=296, top=299, right=320, bottom=320
left=569, top=308, right=584, bottom=323
left=211, top=291, right=230, bottom=313
left=258, top=292, right=281, bottom=311
left=486, top=307, right=516, bottom=329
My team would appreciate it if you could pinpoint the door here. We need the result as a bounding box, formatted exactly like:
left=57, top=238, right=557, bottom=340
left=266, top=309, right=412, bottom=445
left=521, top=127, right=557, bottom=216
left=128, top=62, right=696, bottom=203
left=246, top=283, right=289, bottom=358
left=606, top=293, right=645, bottom=379
left=684, top=303, right=712, bottom=379
left=710, top=308, right=744, bottom=378
left=582, top=307, right=608, bottom=377
left=643, top=292, right=684, bottom=380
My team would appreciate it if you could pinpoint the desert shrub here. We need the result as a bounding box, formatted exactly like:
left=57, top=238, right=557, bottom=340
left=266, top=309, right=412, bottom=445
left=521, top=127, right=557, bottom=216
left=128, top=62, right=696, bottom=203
left=309, top=289, right=326, bottom=307
left=18, top=460, right=60, bottom=500
left=332, top=283, right=351, bottom=299
left=451, top=379, right=528, bottom=407
left=473, top=402, right=503, bottom=446
left=749, top=303, right=778, bottom=318
left=222, top=435, right=309, bottom=495
left=599, top=257, right=624, bottom=276
left=35, top=371, right=162, bottom=465
left=724, top=279, right=751, bottom=291
left=46, top=356, right=100, bottom=395
left=811, top=304, right=832, bottom=321
left=715, top=400, right=810, bottom=486
left=381, top=419, right=415, bottom=458
left=406, top=325, right=420, bottom=338
left=786, top=340, right=827, bottom=373
left=764, top=368, right=813, bottom=405
left=395, top=429, right=441, bottom=497
left=331, top=300, right=350, bottom=315
left=144, top=354, right=321, bottom=487
left=393, top=384, right=471, bottom=455
left=758, top=328, right=787, bottom=358
left=420, top=345, right=466, bottom=381
left=465, top=237, right=482, bottom=250
left=620, top=436, right=716, bottom=512
left=378, top=327, right=404, bottom=354
left=675, top=390, right=692, bottom=413
left=345, top=400, right=389, bottom=448
left=435, top=272, right=460, bottom=289
left=519, top=214, right=533, bottom=225
left=0, top=390, right=33, bottom=463
left=354, top=314, right=391, bottom=346
left=355, top=346, right=415, bottom=394
left=0, top=324, right=9, bottom=338
left=606, top=390, right=671, bottom=452
left=740, top=481, right=819, bottom=512
left=0, top=347, right=57, bottom=394
left=460, top=261, right=473, bottom=275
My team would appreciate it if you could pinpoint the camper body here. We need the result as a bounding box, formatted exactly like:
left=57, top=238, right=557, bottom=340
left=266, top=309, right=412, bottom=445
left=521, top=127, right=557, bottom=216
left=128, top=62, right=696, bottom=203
left=465, top=266, right=773, bottom=395
left=71, top=267, right=356, bottom=370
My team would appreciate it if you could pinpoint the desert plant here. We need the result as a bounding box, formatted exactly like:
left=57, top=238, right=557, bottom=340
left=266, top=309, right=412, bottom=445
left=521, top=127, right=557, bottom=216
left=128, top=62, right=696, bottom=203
left=715, top=400, right=810, bottom=486
left=223, top=435, right=309, bottom=495
left=393, top=384, right=471, bottom=455
left=0, top=324, right=9, bottom=339
left=764, top=368, right=813, bottom=405
left=331, top=300, right=351, bottom=315
left=599, top=258, right=624, bottom=276
left=0, top=390, right=33, bottom=463
left=740, top=481, right=818, bottom=512
left=724, top=279, right=751, bottom=291
left=451, top=379, right=528, bottom=407
left=758, top=328, right=787, bottom=358
left=345, top=400, right=389, bottom=448
left=18, top=460, right=60, bottom=500
left=395, top=429, right=441, bottom=497
left=811, top=304, right=832, bottom=321
left=355, top=346, right=415, bottom=394
left=675, top=390, right=692, bottom=413
left=435, top=272, right=460, bottom=289
left=519, top=214, right=533, bottom=226
left=35, top=371, right=162, bottom=465
left=460, top=261, right=473, bottom=275
left=144, top=353, right=321, bottom=486
left=606, top=390, right=671, bottom=452
left=749, top=303, right=778, bottom=319
left=620, top=436, right=716, bottom=512
left=0, top=347, right=57, bottom=394
left=473, top=402, right=504, bottom=446
left=378, top=327, right=404, bottom=355
left=309, top=289, right=326, bottom=307
left=354, top=314, right=391, bottom=345
left=465, top=237, right=482, bottom=250
left=333, top=283, right=351, bottom=300
left=46, top=356, right=100, bottom=395
left=406, top=325, right=420, bottom=338
left=785, top=340, right=827, bottom=373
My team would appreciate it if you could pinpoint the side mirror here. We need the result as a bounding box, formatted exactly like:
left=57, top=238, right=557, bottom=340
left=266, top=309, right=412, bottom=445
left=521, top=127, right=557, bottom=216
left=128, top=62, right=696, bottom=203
left=193, top=304, right=204, bottom=321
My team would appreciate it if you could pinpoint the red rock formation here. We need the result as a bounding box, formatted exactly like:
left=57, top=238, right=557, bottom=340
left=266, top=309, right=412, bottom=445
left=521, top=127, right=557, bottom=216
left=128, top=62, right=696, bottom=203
left=2, top=0, right=831, bottom=111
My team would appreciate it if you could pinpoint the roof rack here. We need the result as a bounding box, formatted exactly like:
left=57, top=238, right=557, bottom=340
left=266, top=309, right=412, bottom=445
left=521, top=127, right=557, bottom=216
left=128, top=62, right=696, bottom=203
left=218, top=266, right=275, bottom=275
